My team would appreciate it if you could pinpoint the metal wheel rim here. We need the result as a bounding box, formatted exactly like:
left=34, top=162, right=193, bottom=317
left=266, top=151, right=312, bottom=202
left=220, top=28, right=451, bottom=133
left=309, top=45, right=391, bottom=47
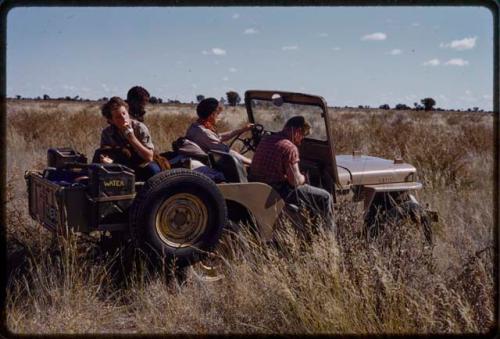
left=189, top=252, right=225, bottom=282
left=155, top=193, right=208, bottom=248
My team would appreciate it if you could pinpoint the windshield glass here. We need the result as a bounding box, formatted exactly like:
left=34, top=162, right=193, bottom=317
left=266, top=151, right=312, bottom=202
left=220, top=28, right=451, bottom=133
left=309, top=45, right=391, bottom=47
left=250, top=99, right=327, bottom=141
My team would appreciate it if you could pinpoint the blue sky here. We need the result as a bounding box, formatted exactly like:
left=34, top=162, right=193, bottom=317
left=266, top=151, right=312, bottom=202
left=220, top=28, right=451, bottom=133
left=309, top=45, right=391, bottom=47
left=7, top=6, right=494, bottom=110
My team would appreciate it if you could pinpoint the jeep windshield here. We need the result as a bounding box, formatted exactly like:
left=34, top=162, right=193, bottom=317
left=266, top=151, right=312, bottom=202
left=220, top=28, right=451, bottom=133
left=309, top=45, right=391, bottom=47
left=247, top=96, right=328, bottom=141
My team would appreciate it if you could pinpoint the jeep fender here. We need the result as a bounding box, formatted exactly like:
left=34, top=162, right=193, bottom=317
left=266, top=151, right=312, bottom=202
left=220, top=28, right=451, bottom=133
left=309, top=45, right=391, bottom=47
left=217, top=182, right=285, bottom=241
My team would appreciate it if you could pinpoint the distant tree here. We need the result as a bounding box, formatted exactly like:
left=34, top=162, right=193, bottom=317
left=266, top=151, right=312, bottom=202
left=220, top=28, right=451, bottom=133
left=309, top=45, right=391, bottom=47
left=73, top=95, right=79, bottom=101
left=65, top=96, right=72, bottom=101
left=35, top=96, right=41, bottom=100
left=226, top=91, right=241, bottom=106
left=395, top=103, right=411, bottom=110
left=358, top=105, right=364, bottom=109
left=219, top=97, right=226, bottom=105
left=149, top=96, right=159, bottom=104
left=100, top=97, right=108, bottom=102
left=43, top=94, right=50, bottom=100
left=414, top=102, right=424, bottom=111
left=379, top=104, right=390, bottom=110
left=157, top=98, right=163, bottom=104
left=472, top=106, right=479, bottom=112
left=420, top=97, right=436, bottom=111
left=364, top=105, right=370, bottom=109
left=15, top=95, right=21, bottom=100
left=196, top=95, right=205, bottom=103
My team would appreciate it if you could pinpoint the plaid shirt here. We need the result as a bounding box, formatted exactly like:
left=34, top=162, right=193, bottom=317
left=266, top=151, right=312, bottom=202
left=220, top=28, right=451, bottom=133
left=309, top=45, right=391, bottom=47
left=249, top=132, right=299, bottom=184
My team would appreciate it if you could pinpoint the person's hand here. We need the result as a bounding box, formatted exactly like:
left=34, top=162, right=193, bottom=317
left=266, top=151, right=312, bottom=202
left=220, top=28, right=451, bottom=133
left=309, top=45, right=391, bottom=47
left=100, top=154, right=114, bottom=164
left=242, top=123, right=254, bottom=132
left=121, top=122, right=134, bottom=139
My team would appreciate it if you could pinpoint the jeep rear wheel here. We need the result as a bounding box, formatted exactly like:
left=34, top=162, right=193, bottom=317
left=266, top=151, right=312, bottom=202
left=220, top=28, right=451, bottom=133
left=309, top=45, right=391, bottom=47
left=129, top=169, right=227, bottom=266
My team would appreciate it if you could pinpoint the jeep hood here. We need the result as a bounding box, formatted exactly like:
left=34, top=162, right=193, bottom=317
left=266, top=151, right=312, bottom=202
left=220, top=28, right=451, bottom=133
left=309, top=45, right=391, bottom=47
left=335, top=154, right=417, bottom=186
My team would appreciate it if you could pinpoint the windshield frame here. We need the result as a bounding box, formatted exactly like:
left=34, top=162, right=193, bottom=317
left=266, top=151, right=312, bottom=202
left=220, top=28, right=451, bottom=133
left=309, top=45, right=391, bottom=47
left=244, top=89, right=340, bottom=188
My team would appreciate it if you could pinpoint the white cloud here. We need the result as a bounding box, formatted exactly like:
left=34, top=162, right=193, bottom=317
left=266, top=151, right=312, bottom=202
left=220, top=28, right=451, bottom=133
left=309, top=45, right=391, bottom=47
left=202, top=48, right=227, bottom=56
left=440, top=36, right=477, bottom=50
left=244, top=28, right=259, bottom=35
left=423, top=58, right=440, bottom=66
left=222, top=77, right=229, bottom=81
left=411, top=22, right=420, bottom=27
left=465, top=89, right=472, bottom=95
left=389, top=49, right=402, bottom=55
left=483, top=94, right=492, bottom=100
left=445, top=58, right=469, bottom=66
left=331, top=46, right=341, bottom=51
left=212, top=48, right=227, bottom=56
left=361, top=32, right=387, bottom=41
left=232, top=13, right=240, bottom=19
left=319, top=32, right=328, bottom=37
left=282, top=45, right=299, bottom=51
left=229, top=67, right=237, bottom=73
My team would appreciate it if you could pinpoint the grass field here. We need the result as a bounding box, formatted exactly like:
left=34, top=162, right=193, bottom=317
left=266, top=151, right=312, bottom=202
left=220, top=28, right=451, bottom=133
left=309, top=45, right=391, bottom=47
left=4, top=99, right=495, bottom=334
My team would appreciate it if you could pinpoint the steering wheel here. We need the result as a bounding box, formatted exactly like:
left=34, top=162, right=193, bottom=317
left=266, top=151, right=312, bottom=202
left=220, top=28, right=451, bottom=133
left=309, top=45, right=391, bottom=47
left=229, top=123, right=265, bottom=155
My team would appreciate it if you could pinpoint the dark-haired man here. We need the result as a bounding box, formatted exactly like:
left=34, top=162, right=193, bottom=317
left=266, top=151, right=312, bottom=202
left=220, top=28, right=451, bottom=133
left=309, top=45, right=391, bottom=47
left=185, top=97, right=253, bottom=165
left=249, top=116, right=334, bottom=230
left=126, top=86, right=150, bottom=122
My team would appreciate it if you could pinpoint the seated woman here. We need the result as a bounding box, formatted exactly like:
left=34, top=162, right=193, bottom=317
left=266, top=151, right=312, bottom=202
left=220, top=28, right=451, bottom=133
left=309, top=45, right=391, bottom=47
left=98, top=96, right=161, bottom=181
left=185, top=97, right=253, bottom=165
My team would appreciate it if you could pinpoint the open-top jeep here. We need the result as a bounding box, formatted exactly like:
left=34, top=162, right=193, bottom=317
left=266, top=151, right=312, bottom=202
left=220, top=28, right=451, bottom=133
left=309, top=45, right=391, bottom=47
left=25, top=90, right=436, bottom=267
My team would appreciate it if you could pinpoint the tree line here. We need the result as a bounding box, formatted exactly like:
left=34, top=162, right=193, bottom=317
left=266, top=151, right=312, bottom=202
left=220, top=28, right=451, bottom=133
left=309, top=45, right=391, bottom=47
left=8, top=93, right=487, bottom=112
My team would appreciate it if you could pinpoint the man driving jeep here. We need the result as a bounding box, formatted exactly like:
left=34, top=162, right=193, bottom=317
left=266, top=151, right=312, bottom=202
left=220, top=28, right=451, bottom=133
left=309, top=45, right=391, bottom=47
left=249, top=116, right=334, bottom=230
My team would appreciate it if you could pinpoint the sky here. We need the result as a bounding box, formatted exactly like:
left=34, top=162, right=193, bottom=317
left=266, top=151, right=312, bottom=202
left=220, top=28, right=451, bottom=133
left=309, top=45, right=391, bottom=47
left=6, top=6, right=494, bottom=110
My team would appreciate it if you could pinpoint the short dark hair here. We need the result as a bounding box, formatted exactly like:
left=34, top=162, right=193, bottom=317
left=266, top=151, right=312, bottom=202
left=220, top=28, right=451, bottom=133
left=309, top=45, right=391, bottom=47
left=101, top=97, right=128, bottom=119
left=284, top=116, right=311, bottom=136
left=196, top=97, right=219, bottom=119
left=127, top=86, right=150, bottom=104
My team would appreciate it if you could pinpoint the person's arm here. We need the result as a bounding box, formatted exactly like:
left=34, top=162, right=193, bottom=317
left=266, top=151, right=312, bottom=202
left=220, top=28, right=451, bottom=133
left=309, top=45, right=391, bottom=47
left=123, top=124, right=154, bottom=162
left=286, top=162, right=306, bottom=187
left=220, top=123, right=254, bottom=142
left=188, top=126, right=231, bottom=153
left=229, top=150, right=252, bottom=166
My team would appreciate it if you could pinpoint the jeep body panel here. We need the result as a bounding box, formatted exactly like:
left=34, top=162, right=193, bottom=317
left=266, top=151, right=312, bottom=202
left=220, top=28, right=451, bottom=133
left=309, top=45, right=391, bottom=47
left=217, top=182, right=285, bottom=241
left=336, top=155, right=417, bottom=186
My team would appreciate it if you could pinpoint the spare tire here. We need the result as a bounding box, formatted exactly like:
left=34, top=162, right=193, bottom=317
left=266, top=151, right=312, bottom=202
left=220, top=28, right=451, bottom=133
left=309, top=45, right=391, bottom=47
left=129, top=168, right=227, bottom=266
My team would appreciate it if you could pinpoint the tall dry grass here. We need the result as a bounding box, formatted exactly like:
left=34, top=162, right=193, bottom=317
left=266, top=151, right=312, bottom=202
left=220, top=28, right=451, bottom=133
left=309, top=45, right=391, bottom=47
left=4, top=100, right=495, bottom=334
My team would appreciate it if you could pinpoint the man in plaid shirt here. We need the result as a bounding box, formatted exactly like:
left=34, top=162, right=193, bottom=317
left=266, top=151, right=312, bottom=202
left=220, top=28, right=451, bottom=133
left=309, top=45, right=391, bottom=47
left=249, top=116, right=334, bottom=231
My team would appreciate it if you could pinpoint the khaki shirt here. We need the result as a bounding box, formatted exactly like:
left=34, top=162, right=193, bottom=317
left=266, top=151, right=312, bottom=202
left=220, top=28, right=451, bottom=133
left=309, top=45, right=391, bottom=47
left=100, top=119, right=154, bottom=150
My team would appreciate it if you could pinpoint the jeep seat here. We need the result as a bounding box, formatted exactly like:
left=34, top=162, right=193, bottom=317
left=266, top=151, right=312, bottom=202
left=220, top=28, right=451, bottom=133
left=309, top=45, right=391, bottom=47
left=208, top=150, right=248, bottom=183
